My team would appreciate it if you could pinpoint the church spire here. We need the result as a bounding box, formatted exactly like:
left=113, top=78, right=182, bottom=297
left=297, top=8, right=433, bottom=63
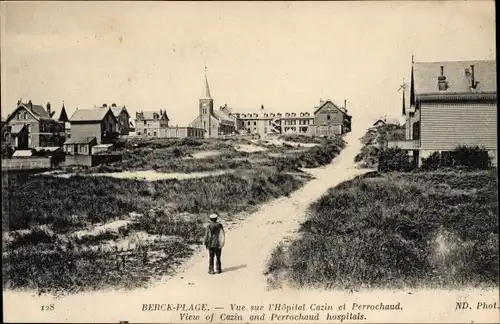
left=204, top=66, right=212, bottom=99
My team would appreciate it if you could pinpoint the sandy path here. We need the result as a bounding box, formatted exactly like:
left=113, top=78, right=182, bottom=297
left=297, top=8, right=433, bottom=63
left=4, top=132, right=499, bottom=323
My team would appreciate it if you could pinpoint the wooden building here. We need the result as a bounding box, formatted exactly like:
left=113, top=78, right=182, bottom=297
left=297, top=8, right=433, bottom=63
left=388, top=59, right=497, bottom=165
left=67, top=107, right=119, bottom=145
left=63, top=137, right=97, bottom=155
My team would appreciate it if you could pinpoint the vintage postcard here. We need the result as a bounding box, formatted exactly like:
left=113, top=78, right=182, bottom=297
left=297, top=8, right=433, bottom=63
left=1, top=1, right=498, bottom=323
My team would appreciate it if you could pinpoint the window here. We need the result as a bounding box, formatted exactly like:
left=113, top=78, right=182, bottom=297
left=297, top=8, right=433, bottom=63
left=153, top=132, right=157, bottom=137
left=27, top=124, right=31, bottom=132
left=204, top=121, right=206, bottom=128
left=144, top=121, right=147, bottom=126
left=253, top=121, right=256, bottom=126
left=247, top=121, right=250, bottom=126
left=327, top=114, right=331, bottom=120
left=28, top=136, right=32, bottom=146
left=24, top=112, right=27, bottom=120
left=137, top=132, right=141, bottom=135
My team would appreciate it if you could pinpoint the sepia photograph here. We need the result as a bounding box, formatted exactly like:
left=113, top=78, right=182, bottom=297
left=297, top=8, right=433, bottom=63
left=1, top=1, right=498, bottom=323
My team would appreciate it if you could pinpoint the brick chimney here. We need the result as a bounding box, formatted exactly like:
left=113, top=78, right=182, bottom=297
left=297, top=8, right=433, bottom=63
left=111, top=103, right=117, bottom=107
left=28, top=100, right=33, bottom=110
left=438, top=66, right=448, bottom=91
left=103, top=103, right=107, bottom=108
left=46, top=102, right=51, bottom=115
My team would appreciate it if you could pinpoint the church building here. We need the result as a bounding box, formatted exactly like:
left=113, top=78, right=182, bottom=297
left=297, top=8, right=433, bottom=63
left=190, top=72, right=236, bottom=138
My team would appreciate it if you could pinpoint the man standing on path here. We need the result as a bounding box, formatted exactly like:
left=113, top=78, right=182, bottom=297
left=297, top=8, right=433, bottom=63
left=204, top=213, right=225, bottom=274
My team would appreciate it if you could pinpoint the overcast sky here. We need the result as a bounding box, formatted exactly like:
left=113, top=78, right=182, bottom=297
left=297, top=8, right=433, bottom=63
left=0, top=1, right=495, bottom=130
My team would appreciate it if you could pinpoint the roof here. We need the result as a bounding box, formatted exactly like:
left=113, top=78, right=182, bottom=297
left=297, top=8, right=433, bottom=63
left=27, top=104, right=50, bottom=118
left=110, top=106, right=125, bottom=117
left=203, top=74, right=212, bottom=99
left=93, top=144, right=113, bottom=149
left=413, top=60, right=496, bottom=96
left=136, top=111, right=169, bottom=121
left=213, top=110, right=234, bottom=124
left=70, top=108, right=113, bottom=122
left=373, top=119, right=386, bottom=126
left=6, top=102, right=51, bottom=123
left=12, top=150, right=33, bottom=157
left=63, top=137, right=96, bottom=145
left=99, top=105, right=129, bottom=118
left=33, top=147, right=61, bottom=152
left=10, top=124, right=26, bottom=134
left=59, top=105, right=69, bottom=122
left=313, top=100, right=351, bottom=117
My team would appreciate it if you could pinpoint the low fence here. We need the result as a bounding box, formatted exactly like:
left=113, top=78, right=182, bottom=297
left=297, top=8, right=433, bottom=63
left=1, top=158, right=52, bottom=171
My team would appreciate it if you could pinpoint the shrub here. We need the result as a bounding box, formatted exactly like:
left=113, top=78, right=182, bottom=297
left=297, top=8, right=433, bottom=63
left=421, top=146, right=491, bottom=170
left=1, top=169, right=305, bottom=232
left=355, top=124, right=405, bottom=167
left=378, top=148, right=414, bottom=172
left=265, top=169, right=498, bottom=289
left=1, top=143, right=14, bottom=159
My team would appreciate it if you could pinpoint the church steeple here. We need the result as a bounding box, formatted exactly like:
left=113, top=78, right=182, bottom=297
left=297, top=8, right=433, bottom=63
left=204, top=66, right=212, bottom=99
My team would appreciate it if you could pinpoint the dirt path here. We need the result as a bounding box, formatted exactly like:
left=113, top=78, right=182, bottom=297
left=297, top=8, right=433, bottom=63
left=4, top=132, right=498, bottom=323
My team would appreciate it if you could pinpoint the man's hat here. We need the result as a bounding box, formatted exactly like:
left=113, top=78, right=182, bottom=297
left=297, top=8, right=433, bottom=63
left=209, top=213, right=218, bottom=219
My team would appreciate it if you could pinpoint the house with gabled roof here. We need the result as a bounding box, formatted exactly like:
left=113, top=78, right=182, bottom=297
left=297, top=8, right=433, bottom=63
left=388, top=59, right=497, bottom=165
left=99, top=103, right=130, bottom=135
left=66, top=107, right=118, bottom=152
left=4, top=100, right=66, bottom=149
left=135, top=109, right=170, bottom=136
left=311, top=99, right=352, bottom=136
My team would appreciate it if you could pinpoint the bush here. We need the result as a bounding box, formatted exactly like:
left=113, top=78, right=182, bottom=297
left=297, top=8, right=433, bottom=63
left=1, top=143, right=14, bottom=159
left=1, top=169, right=305, bottom=232
left=265, top=169, right=498, bottom=289
left=355, top=124, right=405, bottom=167
left=378, top=148, right=414, bottom=172
left=421, top=146, right=491, bottom=170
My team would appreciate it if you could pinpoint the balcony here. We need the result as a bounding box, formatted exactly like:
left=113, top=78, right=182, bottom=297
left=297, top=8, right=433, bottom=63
left=387, top=139, right=420, bottom=150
